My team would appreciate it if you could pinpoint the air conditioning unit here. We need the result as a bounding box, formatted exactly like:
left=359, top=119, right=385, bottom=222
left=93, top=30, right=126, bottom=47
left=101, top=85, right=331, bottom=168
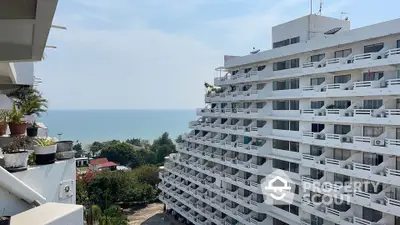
left=345, top=164, right=353, bottom=170
left=345, top=112, right=353, bottom=117
left=318, top=112, right=323, bottom=116
left=376, top=199, right=385, bottom=205
left=374, top=139, right=385, bottom=146
left=232, top=159, right=237, bottom=164
left=316, top=134, right=323, bottom=139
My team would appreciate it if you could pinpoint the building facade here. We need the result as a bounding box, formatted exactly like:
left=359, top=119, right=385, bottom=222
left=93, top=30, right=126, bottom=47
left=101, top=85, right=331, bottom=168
left=159, top=14, right=400, bottom=225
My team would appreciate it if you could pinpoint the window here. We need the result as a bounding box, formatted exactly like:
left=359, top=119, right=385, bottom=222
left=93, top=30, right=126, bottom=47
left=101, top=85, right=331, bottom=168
left=273, top=59, right=299, bottom=71
left=290, top=121, right=299, bottom=131
left=398, top=40, right=400, bottom=48
left=363, top=100, right=383, bottom=109
left=256, top=102, right=266, bottom=109
left=273, top=78, right=299, bottom=90
left=310, top=145, right=323, bottom=156
left=290, top=162, right=299, bottom=173
left=311, top=53, right=325, bottom=62
left=273, top=139, right=299, bottom=152
left=232, top=70, right=238, bottom=75
left=310, top=77, right=325, bottom=86
left=334, top=124, right=351, bottom=135
left=364, top=43, right=384, bottom=53
left=334, top=173, right=350, bottom=184
left=273, top=218, right=289, bottom=225
left=256, top=83, right=266, bottom=90
left=310, top=168, right=324, bottom=179
left=333, top=100, right=351, bottom=109
left=333, top=148, right=351, bottom=160
left=257, top=65, right=266, bottom=71
left=363, top=71, right=383, bottom=81
left=334, top=74, right=351, bottom=84
left=273, top=37, right=299, bottom=49
left=362, top=207, right=382, bottom=222
left=363, top=126, right=384, bottom=137
left=311, top=123, right=325, bottom=132
left=311, top=101, right=324, bottom=109
left=334, top=49, right=352, bottom=58
left=273, top=159, right=298, bottom=173
left=273, top=100, right=299, bottom=110
left=290, top=37, right=300, bottom=44
left=244, top=68, right=251, bottom=73
left=311, top=215, right=324, bottom=225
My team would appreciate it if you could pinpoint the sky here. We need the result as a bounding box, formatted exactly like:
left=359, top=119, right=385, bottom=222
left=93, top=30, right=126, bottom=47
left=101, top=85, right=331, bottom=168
left=36, top=0, right=400, bottom=110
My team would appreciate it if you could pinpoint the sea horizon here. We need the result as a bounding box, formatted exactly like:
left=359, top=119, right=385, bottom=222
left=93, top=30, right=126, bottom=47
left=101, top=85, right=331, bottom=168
left=38, top=109, right=197, bottom=146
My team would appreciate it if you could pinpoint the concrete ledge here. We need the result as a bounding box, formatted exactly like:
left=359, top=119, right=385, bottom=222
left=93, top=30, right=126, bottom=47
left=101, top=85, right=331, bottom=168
left=10, top=203, right=83, bottom=225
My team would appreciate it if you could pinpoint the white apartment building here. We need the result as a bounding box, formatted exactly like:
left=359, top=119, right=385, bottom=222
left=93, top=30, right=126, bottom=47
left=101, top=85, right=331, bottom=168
left=0, top=1, right=83, bottom=224
left=159, top=14, right=400, bottom=225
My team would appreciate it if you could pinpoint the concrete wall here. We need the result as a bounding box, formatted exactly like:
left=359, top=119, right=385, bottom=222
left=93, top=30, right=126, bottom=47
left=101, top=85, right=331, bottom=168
left=0, top=159, right=76, bottom=216
left=13, top=62, right=34, bottom=85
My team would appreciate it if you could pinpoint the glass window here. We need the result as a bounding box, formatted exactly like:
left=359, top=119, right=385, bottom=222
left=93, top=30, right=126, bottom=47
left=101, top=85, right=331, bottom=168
left=290, top=78, right=299, bottom=89
left=334, top=74, right=351, bottom=84
left=310, top=77, right=325, bottom=86
left=290, top=142, right=299, bottom=152
left=311, top=53, right=325, bottom=62
left=310, top=168, right=324, bottom=179
left=311, top=123, right=325, bottom=132
left=363, top=153, right=383, bottom=166
left=290, top=100, right=299, bottom=110
left=290, top=121, right=299, bottom=131
left=273, top=100, right=289, bottom=110
left=310, top=145, right=323, bottom=156
left=311, top=215, right=324, bottom=225
left=311, top=101, right=324, bottom=109
left=291, top=37, right=300, bottom=44
left=363, top=71, right=383, bottom=81
left=256, top=83, right=266, bottom=90
left=290, top=162, right=299, bottom=173
left=334, top=124, right=351, bottom=134
left=364, top=43, right=384, bottom=53
left=334, top=49, right=352, bottom=58
left=363, top=126, right=384, bottom=137
left=273, top=139, right=289, bottom=150
left=273, top=120, right=289, bottom=130
left=257, top=65, right=266, bottom=71
left=290, top=59, right=299, bottom=68
left=232, top=70, right=238, bottom=75
left=273, top=80, right=288, bottom=90
left=244, top=68, right=251, bottom=73
left=362, top=207, right=382, bottom=222
left=333, top=100, right=351, bottom=109
left=333, top=148, right=351, bottom=160
left=363, top=100, right=383, bottom=109
left=289, top=205, right=299, bottom=215
left=397, top=40, right=400, bottom=48
left=256, top=102, right=266, bottom=109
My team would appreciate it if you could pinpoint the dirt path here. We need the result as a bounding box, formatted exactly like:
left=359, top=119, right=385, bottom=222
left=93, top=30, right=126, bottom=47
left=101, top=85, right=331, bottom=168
left=127, top=203, right=172, bottom=225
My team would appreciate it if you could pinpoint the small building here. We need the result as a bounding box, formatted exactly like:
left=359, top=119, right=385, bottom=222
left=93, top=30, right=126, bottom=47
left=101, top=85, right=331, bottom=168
left=90, top=158, right=117, bottom=171
left=75, top=157, right=92, bottom=167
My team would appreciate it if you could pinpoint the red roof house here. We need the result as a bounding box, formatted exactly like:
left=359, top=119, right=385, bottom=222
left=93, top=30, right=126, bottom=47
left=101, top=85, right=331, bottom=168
left=90, top=158, right=117, bottom=171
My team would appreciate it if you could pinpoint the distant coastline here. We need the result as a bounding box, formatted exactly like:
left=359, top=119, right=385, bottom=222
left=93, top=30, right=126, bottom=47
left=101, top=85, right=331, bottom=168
left=38, top=109, right=196, bottom=145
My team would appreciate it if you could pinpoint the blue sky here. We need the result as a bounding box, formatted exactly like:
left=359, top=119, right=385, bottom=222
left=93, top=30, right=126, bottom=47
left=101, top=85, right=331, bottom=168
left=36, top=0, right=400, bottom=109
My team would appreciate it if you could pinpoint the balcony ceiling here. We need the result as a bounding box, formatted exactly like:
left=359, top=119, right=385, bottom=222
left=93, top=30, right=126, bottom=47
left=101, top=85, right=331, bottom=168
left=0, top=0, right=58, bottom=62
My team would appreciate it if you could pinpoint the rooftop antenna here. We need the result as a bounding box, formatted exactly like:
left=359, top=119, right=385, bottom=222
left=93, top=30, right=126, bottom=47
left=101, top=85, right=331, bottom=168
left=318, top=0, right=323, bottom=15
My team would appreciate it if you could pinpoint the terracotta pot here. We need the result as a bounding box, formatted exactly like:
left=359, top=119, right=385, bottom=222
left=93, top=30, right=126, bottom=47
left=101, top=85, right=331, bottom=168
left=0, top=121, right=7, bottom=136
left=8, top=123, right=27, bottom=136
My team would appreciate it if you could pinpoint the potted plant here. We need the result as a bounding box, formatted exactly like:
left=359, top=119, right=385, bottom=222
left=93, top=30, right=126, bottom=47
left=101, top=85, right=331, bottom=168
left=0, top=110, right=9, bottom=136
left=27, top=122, right=39, bottom=137
left=2, top=136, right=31, bottom=172
left=8, top=87, right=48, bottom=123
left=33, top=137, right=57, bottom=165
left=56, top=140, right=75, bottom=160
left=7, top=103, right=27, bottom=136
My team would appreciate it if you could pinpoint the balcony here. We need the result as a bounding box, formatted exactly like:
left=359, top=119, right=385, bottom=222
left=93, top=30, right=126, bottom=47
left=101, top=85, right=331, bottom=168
left=10, top=203, right=83, bottom=225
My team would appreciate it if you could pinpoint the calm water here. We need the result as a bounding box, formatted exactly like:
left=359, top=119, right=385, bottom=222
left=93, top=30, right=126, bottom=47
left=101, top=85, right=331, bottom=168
left=38, top=110, right=196, bottom=145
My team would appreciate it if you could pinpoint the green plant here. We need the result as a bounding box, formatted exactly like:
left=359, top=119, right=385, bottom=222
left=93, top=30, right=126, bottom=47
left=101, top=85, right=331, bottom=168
left=0, top=110, right=9, bottom=122
left=2, top=136, right=30, bottom=153
left=7, top=103, right=25, bottom=124
left=8, top=87, right=48, bottom=116
left=34, top=137, right=56, bottom=146
left=28, top=121, right=39, bottom=128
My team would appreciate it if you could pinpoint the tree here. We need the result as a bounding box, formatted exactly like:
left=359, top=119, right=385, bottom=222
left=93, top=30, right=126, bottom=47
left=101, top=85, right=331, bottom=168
left=73, top=140, right=84, bottom=157
left=125, top=138, right=142, bottom=146
left=175, top=134, right=184, bottom=144
left=151, top=132, right=176, bottom=164
left=89, top=141, right=105, bottom=157
left=133, top=165, right=160, bottom=186
left=99, top=142, right=136, bottom=166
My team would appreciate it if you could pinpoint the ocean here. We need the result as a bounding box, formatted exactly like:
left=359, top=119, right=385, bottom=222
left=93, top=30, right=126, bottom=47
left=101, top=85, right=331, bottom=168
left=38, top=109, right=196, bottom=145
